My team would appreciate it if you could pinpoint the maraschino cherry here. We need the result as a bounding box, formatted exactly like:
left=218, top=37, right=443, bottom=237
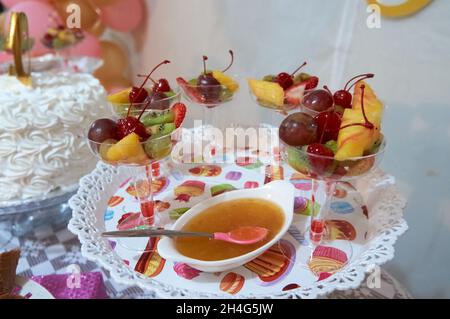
left=154, top=78, right=171, bottom=93
left=197, top=55, right=221, bottom=101
left=333, top=73, right=374, bottom=109
left=130, top=60, right=171, bottom=103
left=275, top=61, right=307, bottom=90
left=314, top=111, right=342, bottom=143
left=117, top=65, right=177, bottom=140
left=307, top=143, right=335, bottom=173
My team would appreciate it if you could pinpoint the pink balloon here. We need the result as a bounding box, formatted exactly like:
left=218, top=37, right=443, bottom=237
left=100, top=0, right=144, bottom=32
left=62, top=32, right=101, bottom=58
left=0, top=51, right=12, bottom=63
left=6, top=1, right=59, bottom=56
left=2, top=0, right=48, bottom=8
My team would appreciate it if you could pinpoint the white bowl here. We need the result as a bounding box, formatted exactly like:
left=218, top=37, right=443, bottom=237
left=157, top=180, right=295, bottom=272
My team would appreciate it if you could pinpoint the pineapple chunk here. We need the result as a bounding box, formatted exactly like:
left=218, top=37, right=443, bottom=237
left=107, top=87, right=132, bottom=104
left=106, top=133, right=148, bottom=164
left=212, top=70, right=239, bottom=92
left=335, top=82, right=384, bottom=161
left=248, top=79, right=284, bottom=108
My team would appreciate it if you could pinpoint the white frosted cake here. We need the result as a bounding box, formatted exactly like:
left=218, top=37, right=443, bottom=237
left=0, top=72, right=109, bottom=202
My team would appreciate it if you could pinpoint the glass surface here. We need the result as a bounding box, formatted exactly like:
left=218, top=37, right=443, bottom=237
left=282, top=137, right=386, bottom=265
left=179, top=76, right=238, bottom=108
left=110, top=88, right=181, bottom=118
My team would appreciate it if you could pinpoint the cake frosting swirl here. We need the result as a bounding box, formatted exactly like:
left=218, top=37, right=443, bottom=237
left=0, top=72, right=109, bottom=202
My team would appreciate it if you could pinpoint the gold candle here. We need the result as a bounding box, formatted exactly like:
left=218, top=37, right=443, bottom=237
left=6, top=12, right=31, bottom=86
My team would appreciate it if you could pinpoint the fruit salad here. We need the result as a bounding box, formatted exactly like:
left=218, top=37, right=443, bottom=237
left=108, top=60, right=180, bottom=117
left=88, top=98, right=187, bottom=165
left=41, top=25, right=84, bottom=50
left=248, top=61, right=319, bottom=111
left=279, top=77, right=385, bottom=181
left=177, top=50, right=239, bottom=107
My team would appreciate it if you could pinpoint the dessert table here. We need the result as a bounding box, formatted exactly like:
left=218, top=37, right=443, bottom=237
left=2, top=221, right=412, bottom=299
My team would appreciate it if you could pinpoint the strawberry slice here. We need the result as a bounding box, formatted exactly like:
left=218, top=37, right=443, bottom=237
left=176, top=77, right=203, bottom=103
left=172, top=102, right=187, bottom=128
left=284, top=82, right=306, bottom=106
left=302, top=76, right=319, bottom=90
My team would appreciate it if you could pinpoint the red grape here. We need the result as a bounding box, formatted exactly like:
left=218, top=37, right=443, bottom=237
left=88, top=119, right=118, bottom=143
left=302, top=89, right=334, bottom=112
left=279, top=113, right=318, bottom=147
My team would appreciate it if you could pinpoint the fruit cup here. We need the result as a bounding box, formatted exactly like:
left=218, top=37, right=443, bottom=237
left=248, top=79, right=313, bottom=113
left=177, top=78, right=236, bottom=108
left=87, top=126, right=182, bottom=244
left=281, top=137, right=386, bottom=263
left=248, top=62, right=319, bottom=127
left=87, top=100, right=186, bottom=250
left=177, top=51, right=240, bottom=134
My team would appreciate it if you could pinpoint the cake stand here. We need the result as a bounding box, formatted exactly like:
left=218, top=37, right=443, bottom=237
left=0, top=184, right=78, bottom=245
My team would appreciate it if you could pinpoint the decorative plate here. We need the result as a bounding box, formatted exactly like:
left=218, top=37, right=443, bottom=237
left=68, top=151, right=407, bottom=299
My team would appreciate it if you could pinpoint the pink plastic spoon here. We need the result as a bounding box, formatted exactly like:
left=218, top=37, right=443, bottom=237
left=102, top=226, right=269, bottom=245
left=213, top=226, right=269, bottom=244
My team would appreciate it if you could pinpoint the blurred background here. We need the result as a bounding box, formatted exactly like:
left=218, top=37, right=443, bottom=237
left=1, top=0, right=449, bottom=298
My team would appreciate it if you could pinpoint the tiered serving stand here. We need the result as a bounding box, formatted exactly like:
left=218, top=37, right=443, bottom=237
left=68, top=132, right=407, bottom=299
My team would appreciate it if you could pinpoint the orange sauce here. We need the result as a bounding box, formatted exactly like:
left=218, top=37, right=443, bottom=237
left=175, top=198, right=285, bottom=261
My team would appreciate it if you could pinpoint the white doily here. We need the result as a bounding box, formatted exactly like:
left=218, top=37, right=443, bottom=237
left=68, top=162, right=407, bottom=299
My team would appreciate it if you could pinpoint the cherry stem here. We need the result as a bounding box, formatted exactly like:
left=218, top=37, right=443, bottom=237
left=137, top=74, right=157, bottom=84
left=359, top=84, right=373, bottom=128
left=319, top=113, right=330, bottom=144
left=323, top=85, right=333, bottom=97
left=344, top=73, right=374, bottom=91
left=221, top=50, right=234, bottom=73
left=340, top=122, right=374, bottom=130
left=202, top=56, right=208, bottom=75
left=340, top=84, right=374, bottom=130
left=137, top=96, right=153, bottom=121
left=128, top=60, right=170, bottom=117
left=290, top=61, right=307, bottom=77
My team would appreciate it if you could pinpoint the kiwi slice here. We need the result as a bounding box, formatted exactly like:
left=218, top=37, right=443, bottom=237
left=147, top=123, right=176, bottom=139
left=262, top=75, right=275, bottom=82
left=293, top=72, right=311, bottom=84
left=287, top=146, right=310, bottom=174
left=144, top=135, right=172, bottom=160
left=141, top=111, right=174, bottom=127
left=220, top=88, right=233, bottom=102
left=165, top=91, right=176, bottom=98
left=325, top=140, right=338, bottom=154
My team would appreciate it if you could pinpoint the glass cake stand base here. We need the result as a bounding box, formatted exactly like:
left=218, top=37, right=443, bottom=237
left=0, top=226, right=13, bottom=250
left=0, top=185, right=78, bottom=239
